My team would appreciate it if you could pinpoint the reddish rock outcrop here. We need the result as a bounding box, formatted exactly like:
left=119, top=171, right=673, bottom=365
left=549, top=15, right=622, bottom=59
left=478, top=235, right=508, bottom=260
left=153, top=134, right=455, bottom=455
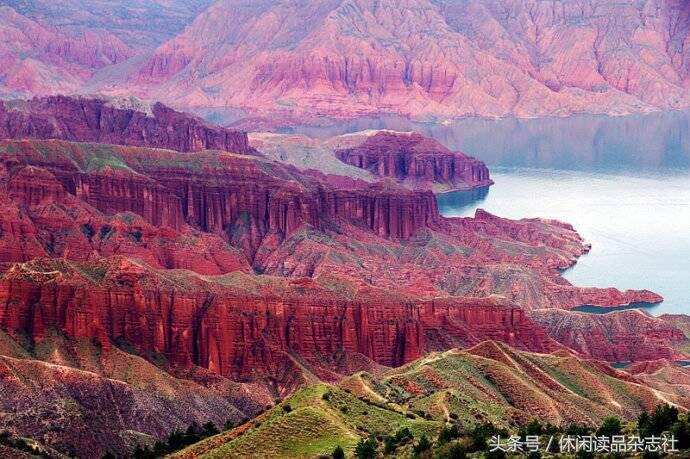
left=624, top=359, right=690, bottom=404
left=0, top=258, right=558, bottom=384
left=335, top=131, right=492, bottom=190
left=0, top=139, right=439, bottom=262
left=0, top=139, right=661, bottom=314
left=626, top=359, right=674, bottom=375
left=0, top=96, right=254, bottom=154
left=0, top=133, right=680, bottom=456
left=529, top=308, right=688, bottom=362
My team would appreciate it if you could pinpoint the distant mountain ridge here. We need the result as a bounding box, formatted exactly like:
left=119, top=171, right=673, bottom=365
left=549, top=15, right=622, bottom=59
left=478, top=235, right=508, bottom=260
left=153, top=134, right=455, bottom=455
left=119, top=0, right=690, bottom=121
left=0, top=0, right=211, bottom=98
left=1, top=0, right=689, bottom=123
left=1, top=0, right=213, bottom=47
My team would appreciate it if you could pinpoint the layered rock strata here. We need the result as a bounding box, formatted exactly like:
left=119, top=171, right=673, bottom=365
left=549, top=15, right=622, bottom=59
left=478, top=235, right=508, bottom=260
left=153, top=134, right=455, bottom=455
left=0, top=96, right=253, bottom=154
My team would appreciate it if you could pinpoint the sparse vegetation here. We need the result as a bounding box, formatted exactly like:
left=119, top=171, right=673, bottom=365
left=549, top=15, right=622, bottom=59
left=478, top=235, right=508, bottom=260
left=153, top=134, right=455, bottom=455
left=596, top=416, right=622, bottom=437
left=127, top=230, right=143, bottom=243
left=181, top=344, right=690, bottom=459
left=383, top=427, right=414, bottom=454
left=133, top=421, right=220, bottom=458
left=413, top=434, right=432, bottom=455
left=438, top=424, right=461, bottom=444
left=0, top=430, right=50, bottom=458
left=80, top=223, right=95, bottom=240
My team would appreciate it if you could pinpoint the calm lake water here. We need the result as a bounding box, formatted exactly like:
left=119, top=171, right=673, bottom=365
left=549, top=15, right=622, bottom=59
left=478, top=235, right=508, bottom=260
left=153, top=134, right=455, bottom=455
left=283, top=109, right=690, bottom=316
left=437, top=169, right=690, bottom=316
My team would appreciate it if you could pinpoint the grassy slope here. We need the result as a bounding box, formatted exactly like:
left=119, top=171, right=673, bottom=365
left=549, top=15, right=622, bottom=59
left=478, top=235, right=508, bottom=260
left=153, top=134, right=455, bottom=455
left=176, top=384, right=439, bottom=458
left=176, top=342, right=686, bottom=458
left=360, top=342, right=674, bottom=428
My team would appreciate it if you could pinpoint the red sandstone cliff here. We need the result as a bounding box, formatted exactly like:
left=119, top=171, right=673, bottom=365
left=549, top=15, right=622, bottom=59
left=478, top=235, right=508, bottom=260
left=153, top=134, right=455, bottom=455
left=529, top=308, right=687, bottom=362
left=334, top=131, right=492, bottom=190
left=0, top=257, right=558, bottom=385
left=0, top=138, right=660, bottom=313
left=0, top=139, right=439, bottom=264
left=0, top=96, right=254, bottom=154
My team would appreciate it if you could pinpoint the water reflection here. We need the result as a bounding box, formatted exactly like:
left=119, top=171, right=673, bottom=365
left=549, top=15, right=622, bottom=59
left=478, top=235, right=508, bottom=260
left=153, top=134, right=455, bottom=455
left=285, top=110, right=690, bottom=172
left=572, top=303, right=661, bottom=314
left=437, top=186, right=489, bottom=216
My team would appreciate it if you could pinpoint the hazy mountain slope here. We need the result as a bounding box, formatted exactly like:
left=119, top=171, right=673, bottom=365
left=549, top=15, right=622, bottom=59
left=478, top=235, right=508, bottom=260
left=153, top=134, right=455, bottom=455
left=0, top=6, right=133, bottom=97
left=1, top=0, right=214, bottom=47
left=119, top=0, right=690, bottom=121
left=0, top=1, right=214, bottom=98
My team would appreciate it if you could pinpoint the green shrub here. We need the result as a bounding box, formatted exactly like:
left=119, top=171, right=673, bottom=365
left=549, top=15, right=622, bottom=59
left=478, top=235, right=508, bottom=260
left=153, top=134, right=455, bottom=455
left=81, top=223, right=95, bottom=240
left=435, top=442, right=467, bottom=459
left=596, top=416, right=622, bottom=437
left=413, top=434, right=432, bottom=455
left=99, top=225, right=114, bottom=240
left=127, top=230, right=143, bottom=243
left=639, top=404, right=679, bottom=437
left=438, top=424, right=461, bottom=444
left=354, top=437, right=378, bottom=459
left=484, top=450, right=506, bottom=459
left=203, top=421, right=219, bottom=436
left=523, top=419, right=543, bottom=436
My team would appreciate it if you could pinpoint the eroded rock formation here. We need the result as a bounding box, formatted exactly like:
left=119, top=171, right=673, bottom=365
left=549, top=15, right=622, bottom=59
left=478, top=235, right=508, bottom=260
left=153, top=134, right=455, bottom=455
left=529, top=308, right=687, bottom=362
left=0, top=258, right=559, bottom=384
left=0, top=96, right=254, bottom=154
left=121, top=0, right=690, bottom=122
left=334, top=131, right=492, bottom=190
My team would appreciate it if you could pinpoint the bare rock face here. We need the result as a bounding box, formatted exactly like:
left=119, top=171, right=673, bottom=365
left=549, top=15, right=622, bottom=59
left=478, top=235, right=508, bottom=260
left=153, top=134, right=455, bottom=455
left=0, top=138, right=439, bottom=263
left=0, top=258, right=558, bottom=385
left=334, top=131, right=492, bottom=190
left=2, top=0, right=214, bottom=48
left=0, top=96, right=254, bottom=154
left=2, top=1, right=689, bottom=121
left=529, top=308, right=688, bottom=362
left=121, top=0, right=690, bottom=121
left=0, top=137, right=664, bottom=317
left=0, top=2, right=215, bottom=97
left=0, top=5, right=134, bottom=97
